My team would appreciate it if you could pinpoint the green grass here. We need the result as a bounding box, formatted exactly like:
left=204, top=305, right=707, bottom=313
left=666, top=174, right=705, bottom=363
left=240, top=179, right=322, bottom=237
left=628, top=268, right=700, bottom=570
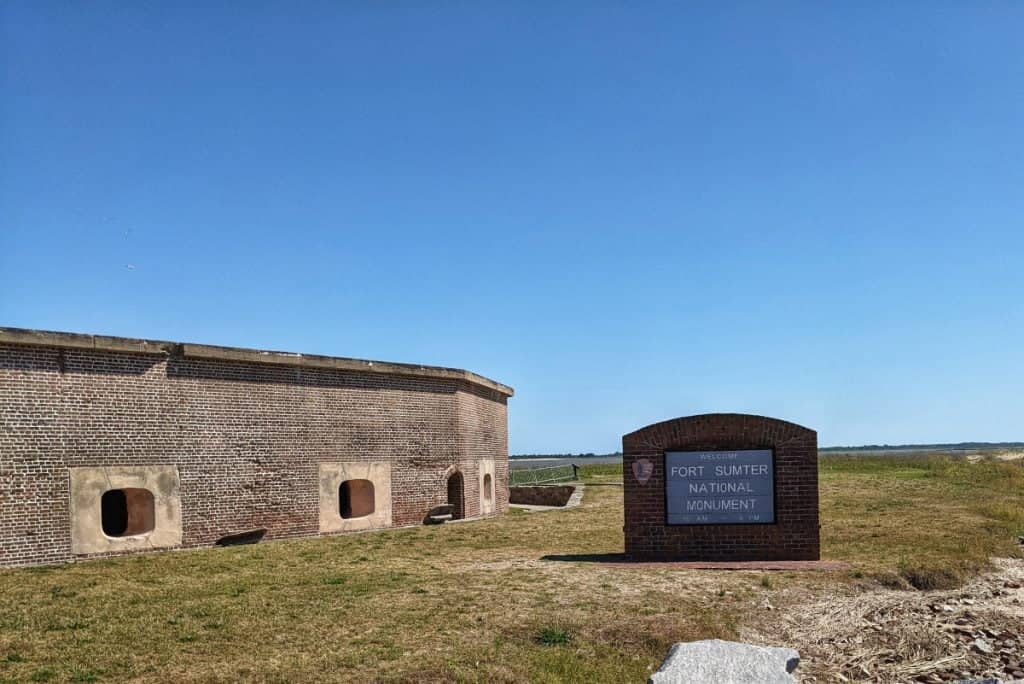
left=0, top=458, right=1020, bottom=682
left=820, top=455, right=1024, bottom=576
left=535, top=627, right=572, bottom=646
left=575, top=463, right=624, bottom=483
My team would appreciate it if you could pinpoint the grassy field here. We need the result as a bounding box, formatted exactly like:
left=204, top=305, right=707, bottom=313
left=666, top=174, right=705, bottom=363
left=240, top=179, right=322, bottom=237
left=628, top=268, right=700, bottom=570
left=820, top=455, right=1024, bottom=583
left=0, top=456, right=1022, bottom=683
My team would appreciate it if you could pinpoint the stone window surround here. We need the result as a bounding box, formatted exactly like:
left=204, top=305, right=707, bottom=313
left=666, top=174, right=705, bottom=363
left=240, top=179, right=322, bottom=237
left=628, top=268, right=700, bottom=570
left=69, top=465, right=182, bottom=555
left=478, top=459, right=496, bottom=515
left=319, top=462, right=392, bottom=534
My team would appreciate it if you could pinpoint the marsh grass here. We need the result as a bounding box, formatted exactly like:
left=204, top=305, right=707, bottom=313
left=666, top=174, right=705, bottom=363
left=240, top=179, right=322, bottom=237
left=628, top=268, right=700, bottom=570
left=0, top=457, right=1020, bottom=681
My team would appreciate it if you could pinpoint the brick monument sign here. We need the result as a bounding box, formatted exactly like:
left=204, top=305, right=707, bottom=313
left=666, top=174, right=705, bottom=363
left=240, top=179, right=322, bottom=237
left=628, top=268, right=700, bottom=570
left=623, top=413, right=819, bottom=561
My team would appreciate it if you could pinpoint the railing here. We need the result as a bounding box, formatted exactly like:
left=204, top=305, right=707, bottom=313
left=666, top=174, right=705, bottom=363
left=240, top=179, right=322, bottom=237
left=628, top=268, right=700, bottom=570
left=509, top=464, right=577, bottom=486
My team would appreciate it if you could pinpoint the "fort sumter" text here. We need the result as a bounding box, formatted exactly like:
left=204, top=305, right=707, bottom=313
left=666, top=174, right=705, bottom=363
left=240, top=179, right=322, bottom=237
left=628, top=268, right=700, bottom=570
left=665, top=449, right=776, bottom=524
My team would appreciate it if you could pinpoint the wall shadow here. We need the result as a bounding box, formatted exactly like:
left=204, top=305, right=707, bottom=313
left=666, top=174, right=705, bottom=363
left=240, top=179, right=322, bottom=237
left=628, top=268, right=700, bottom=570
left=0, top=347, right=164, bottom=376
left=540, top=553, right=631, bottom=564
left=166, top=357, right=461, bottom=394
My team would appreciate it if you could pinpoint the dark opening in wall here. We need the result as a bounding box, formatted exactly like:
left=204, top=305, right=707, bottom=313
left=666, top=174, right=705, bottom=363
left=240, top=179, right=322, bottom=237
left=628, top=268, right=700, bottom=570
left=483, top=474, right=493, bottom=502
left=101, top=488, right=155, bottom=537
left=339, top=479, right=375, bottom=519
left=215, top=529, right=267, bottom=546
left=447, top=471, right=465, bottom=520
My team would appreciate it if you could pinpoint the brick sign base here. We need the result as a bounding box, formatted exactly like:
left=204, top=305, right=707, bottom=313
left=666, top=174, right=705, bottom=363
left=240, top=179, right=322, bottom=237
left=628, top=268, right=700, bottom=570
left=623, top=413, right=819, bottom=561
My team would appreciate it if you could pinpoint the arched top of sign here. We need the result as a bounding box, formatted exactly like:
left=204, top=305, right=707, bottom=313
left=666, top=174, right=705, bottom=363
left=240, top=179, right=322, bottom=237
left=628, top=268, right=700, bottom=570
left=623, top=413, right=815, bottom=447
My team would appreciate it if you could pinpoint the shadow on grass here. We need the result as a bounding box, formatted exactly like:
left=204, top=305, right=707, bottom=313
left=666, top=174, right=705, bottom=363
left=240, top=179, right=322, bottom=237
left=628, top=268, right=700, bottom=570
left=541, top=553, right=631, bottom=563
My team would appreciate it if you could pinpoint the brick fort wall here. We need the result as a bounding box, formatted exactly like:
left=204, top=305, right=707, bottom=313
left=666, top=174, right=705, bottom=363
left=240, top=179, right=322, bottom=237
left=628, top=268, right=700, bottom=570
left=0, top=328, right=512, bottom=567
left=623, top=413, right=819, bottom=561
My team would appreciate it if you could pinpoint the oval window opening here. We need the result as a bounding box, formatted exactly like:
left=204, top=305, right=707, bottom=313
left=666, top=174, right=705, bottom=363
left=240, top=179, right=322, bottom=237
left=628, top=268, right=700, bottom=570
left=339, top=479, right=375, bottom=519
left=101, top=488, right=155, bottom=537
left=483, top=474, right=493, bottom=502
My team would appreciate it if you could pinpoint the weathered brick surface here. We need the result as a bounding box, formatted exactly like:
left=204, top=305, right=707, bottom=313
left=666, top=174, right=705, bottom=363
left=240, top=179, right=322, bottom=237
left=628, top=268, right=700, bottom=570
left=0, top=336, right=510, bottom=567
left=623, top=413, right=819, bottom=561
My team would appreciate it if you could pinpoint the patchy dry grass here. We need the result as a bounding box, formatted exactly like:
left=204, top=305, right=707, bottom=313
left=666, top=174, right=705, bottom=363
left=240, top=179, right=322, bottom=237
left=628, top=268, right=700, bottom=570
left=820, top=455, right=1024, bottom=577
left=0, top=457, right=1021, bottom=682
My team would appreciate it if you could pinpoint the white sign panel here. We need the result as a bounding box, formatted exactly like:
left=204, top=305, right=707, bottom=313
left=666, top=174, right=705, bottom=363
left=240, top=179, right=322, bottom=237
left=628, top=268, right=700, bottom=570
left=665, top=450, right=775, bottom=525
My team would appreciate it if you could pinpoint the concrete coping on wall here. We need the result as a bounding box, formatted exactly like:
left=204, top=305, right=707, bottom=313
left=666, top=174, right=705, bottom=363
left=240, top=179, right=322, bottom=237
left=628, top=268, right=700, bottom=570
left=0, top=327, right=514, bottom=397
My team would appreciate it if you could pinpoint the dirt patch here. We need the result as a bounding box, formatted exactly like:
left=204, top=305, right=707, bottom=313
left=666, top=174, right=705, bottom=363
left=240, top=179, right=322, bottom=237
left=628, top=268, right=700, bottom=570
left=744, top=558, right=1024, bottom=683
left=462, top=556, right=773, bottom=603
left=590, top=560, right=850, bottom=571
left=967, top=450, right=1024, bottom=463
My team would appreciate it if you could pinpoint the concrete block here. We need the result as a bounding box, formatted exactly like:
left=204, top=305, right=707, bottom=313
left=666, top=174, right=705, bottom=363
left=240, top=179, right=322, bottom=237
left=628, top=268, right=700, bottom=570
left=69, top=466, right=182, bottom=555
left=318, top=462, right=392, bottom=533
left=649, top=639, right=800, bottom=684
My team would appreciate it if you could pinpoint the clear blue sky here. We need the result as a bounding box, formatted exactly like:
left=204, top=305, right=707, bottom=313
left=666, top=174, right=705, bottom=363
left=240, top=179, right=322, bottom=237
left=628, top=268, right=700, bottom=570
left=3, top=3, right=1022, bottom=452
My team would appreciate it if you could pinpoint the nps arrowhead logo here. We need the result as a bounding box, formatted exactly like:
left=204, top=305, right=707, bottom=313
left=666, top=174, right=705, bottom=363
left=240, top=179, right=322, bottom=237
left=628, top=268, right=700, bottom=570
left=632, top=458, right=654, bottom=485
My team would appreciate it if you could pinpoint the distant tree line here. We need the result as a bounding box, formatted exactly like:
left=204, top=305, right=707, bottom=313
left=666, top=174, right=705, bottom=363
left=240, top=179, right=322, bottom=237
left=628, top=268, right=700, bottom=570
left=512, top=443, right=1024, bottom=458
left=509, top=452, right=622, bottom=460
left=820, top=441, right=1024, bottom=452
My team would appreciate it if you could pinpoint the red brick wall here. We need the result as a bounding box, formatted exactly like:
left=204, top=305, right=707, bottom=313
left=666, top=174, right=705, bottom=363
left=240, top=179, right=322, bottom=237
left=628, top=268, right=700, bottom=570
left=623, top=413, right=819, bottom=561
left=0, top=343, right=509, bottom=567
left=457, top=384, right=510, bottom=514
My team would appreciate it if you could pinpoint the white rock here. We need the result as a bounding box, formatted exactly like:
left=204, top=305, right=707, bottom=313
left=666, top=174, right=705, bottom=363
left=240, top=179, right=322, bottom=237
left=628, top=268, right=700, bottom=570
left=649, top=639, right=800, bottom=684
left=972, top=638, right=995, bottom=654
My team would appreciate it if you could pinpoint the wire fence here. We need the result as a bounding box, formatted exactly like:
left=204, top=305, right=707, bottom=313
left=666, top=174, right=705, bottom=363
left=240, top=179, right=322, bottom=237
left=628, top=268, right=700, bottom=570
left=509, top=463, right=577, bottom=486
